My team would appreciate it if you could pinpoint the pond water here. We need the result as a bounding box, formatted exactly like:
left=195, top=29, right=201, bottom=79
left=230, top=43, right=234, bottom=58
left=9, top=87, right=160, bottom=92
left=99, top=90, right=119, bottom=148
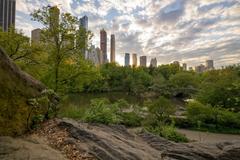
left=60, top=92, right=185, bottom=116
left=60, top=92, right=146, bottom=109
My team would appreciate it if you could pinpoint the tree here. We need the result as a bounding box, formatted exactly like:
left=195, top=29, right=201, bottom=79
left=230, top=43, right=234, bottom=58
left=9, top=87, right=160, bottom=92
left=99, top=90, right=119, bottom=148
left=169, top=72, right=199, bottom=97
left=31, top=6, right=95, bottom=92
left=146, top=96, right=175, bottom=126
left=0, top=27, right=40, bottom=63
left=196, top=69, right=240, bottom=111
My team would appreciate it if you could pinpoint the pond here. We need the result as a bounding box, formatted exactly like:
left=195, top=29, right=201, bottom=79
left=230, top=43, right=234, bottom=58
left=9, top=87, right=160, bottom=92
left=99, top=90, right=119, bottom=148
left=60, top=92, right=185, bottom=110
left=60, top=92, right=146, bottom=109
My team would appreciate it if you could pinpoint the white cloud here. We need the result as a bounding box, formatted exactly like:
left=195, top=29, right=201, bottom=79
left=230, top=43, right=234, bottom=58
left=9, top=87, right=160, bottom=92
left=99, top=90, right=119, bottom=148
left=15, top=0, right=240, bottom=67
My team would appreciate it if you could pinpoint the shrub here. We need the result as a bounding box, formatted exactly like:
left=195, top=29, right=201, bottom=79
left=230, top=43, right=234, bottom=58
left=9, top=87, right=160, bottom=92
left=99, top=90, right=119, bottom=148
left=144, top=96, right=175, bottom=127
left=146, top=125, right=188, bottom=143
left=187, top=100, right=240, bottom=130
left=83, top=98, right=120, bottom=124
left=120, top=112, right=143, bottom=127
left=82, top=98, right=144, bottom=126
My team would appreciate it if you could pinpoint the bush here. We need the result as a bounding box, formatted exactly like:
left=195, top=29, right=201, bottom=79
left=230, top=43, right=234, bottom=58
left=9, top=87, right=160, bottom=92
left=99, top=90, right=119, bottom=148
left=120, top=112, right=143, bottom=127
left=82, top=98, right=144, bottom=126
left=146, top=125, right=188, bottom=143
left=144, top=97, right=175, bottom=127
left=187, top=100, right=240, bottom=130
left=83, top=98, right=120, bottom=124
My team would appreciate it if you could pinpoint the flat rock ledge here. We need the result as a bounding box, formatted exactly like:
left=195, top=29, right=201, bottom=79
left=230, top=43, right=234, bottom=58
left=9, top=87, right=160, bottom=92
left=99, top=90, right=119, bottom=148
left=1, top=118, right=240, bottom=160
left=57, top=119, right=240, bottom=160
left=0, top=136, right=67, bottom=160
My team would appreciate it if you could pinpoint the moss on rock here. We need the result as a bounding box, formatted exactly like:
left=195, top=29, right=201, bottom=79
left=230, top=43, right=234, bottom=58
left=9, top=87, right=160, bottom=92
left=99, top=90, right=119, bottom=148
left=0, top=48, right=53, bottom=136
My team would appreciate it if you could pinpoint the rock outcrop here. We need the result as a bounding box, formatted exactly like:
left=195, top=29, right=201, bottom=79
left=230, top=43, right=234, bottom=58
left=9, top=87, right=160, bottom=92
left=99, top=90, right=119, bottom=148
left=0, top=48, right=53, bottom=136
left=0, top=136, right=67, bottom=160
left=35, top=119, right=240, bottom=160
left=1, top=118, right=240, bottom=160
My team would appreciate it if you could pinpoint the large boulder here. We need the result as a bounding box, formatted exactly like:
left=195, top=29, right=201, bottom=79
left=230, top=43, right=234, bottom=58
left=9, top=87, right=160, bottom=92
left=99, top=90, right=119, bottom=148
left=37, top=118, right=240, bottom=160
left=0, top=48, right=53, bottom=136
left=0, top=136, right=67, bottom=160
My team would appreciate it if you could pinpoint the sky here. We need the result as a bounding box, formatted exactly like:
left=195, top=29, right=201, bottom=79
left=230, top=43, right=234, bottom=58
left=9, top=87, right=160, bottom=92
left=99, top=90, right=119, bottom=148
left=16, top=0, right=240, bottom=68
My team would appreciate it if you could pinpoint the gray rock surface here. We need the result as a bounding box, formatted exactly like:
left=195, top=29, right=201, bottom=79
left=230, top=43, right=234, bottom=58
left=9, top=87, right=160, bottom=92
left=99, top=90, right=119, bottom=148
left=1, top=119, right=240, bottom=160
left=0, top=136, right=67, bottom=160
left=57, top=119, right=240, bottom=160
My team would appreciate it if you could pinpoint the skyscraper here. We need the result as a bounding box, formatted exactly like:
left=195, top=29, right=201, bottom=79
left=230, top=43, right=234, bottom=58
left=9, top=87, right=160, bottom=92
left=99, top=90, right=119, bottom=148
left=87, top=45, right=100, bottom=66
left=182, top=63, right=187, bottom=71
left=206, top=60, right=214, bottom=70
left=49, top=6, right=60, bottom=31
left=79, top=15, right=88, bottom=59
left=97, top=47, right=103, bottom=65
left=150, top=58, right=157, bottom=67
left=0, top=0, right=16, bottom=32
left=79, top=15, right=88, bottom=30
left=31, top=28, right=42, bottom=43
left=172, top=61, right=180, bottom=65
left=100, top=29, right=107, bottom=63
left=195, top=64, right=206, bottom=73
left=110, top=34, right=115, bottom=63
left=140, top=56, right=147, bottom=67
left=125, top=53, right=130, bottom=66
left=132, top=53, right=137, bottom=67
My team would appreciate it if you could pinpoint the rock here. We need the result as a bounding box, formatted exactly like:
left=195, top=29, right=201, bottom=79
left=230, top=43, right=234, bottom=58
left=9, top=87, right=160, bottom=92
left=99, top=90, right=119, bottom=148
left=4, top=118, right=237, bottom=160
left=55, top=118, right=240, bottom=160
left=0, top=48, right=56, bottom=136
left=0, top=136, right=67, bottom=160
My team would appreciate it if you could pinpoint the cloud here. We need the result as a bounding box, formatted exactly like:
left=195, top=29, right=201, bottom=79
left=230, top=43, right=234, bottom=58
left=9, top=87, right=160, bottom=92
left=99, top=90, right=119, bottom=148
left=155, top=0, right=187, bottom=24
left=15, top=0, right=240, bottom=67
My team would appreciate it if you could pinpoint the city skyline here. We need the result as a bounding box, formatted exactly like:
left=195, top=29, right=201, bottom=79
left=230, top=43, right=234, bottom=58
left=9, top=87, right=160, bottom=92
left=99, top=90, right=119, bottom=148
left=14, top=0, right=240, bottom=68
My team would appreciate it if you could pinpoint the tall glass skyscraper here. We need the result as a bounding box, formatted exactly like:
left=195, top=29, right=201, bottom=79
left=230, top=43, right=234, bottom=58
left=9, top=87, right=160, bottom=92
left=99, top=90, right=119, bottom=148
left=125, top=53, right=130, bottom=66
left=0, top=0, right=16, bottom=31
left=79, top=15, right=88, bottom=59
left=80, top=15, right=88, bottom=30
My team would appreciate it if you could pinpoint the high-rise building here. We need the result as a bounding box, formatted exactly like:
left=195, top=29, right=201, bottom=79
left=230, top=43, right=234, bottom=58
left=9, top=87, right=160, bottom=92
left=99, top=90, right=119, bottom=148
left=132, top=53, right=137, bottom=67
left=206, top=60, right=214, bottom=70
left=100, top=29, right=107, bottom=63
left=97, top=47, right=103, bottom=65
left=125, top=53, right=130, bottom=66
left=0, top=0, right=16, bottom=32
left=182, top=63, right=187, bottom=71
left=79, top=15, right=88, bottom=59
left=150, top=58, right=157, bottom=67
left=140, top=56, right=147, bottom=67
left=49, top=6, right=60, bottom=31
left=110, top=34, right=115, bottom=63
left=87, top=45, right=100, bottom=66
left=172, top=61, right=180, bottom=65
left=31, top=28, right=42, bottom=43
left=189, top=67, right=193, bottom=71
left=195, top=64, right=205, bottom=73
left=79, top=15, right=88, bottom=30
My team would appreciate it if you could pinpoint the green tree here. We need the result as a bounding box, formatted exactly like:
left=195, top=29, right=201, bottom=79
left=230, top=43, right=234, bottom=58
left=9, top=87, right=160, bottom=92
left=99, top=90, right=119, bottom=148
left=0, top=27, right=41, bottom=63
left=31, top=6, right=96, bottom=92
left=169, top=72, right=199, bottom=97
left=196, top=69, right=240, bottom=111
left=145, top=96, right=175, bottom=126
